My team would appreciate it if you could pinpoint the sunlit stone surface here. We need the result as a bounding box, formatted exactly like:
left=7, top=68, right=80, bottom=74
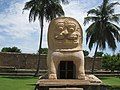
left=47, top=17, right=85, bottom=79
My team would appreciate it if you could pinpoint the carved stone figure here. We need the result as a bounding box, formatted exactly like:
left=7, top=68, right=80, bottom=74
left=47, top=17, right=85, bottom=80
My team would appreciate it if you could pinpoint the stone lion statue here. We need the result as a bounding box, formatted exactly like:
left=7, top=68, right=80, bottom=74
left=47, top=17, right=85, bottom=80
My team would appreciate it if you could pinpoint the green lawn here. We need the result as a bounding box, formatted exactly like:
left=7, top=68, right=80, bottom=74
left=100, top=77, right=120, bottom=86
left=100, top=76, right=120, bottom=89
left=0, top=76, right=38, bottom=90
left=0, top=76, right=120, bottom=90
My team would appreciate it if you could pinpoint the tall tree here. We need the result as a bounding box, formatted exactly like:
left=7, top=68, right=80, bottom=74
left=84, top=0, right=120, bottom=73
left=23, top=0, right=66, bottom=76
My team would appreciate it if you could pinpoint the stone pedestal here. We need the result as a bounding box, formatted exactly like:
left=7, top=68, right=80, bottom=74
left=35, top=17, right=107, bottom=90
left=35, top=75, right=107, bottom=90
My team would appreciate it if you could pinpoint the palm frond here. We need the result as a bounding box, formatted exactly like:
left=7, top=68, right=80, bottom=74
left=61, top=0, right=69, bottom=4
left=86, top=23, right=96, bottom=43
left=107, top=2, right=120, bottom=10
left=103, top=0, right=109, bottom=8
left=52, top=0, right=69, bottom=4
left=86, top=22, right=102, bottom=50
left=29, top=6, right=36, bottom=22
left=108, top=14, right=120, bottom=23
left=23, top=0, right=35, bottom=10
left=88, top=35, right=95, bottom=50
left=106, top=22, right=120, bottom=41
left=106, top=2, right=120, bottom=16
left=23, top=0, right=65, bottom=23
left=87, top=8, right=101, bottom=16
left=99, top=38, right=106, bottom=50
left=44, top=1, right=64, bottom=21
left=105, top=29, right=116, bottom=51
left=84, top=16, right=100, bottom=25
left=107, top=22, right=120, bottom=31
left=107, top=8, right=114, bottom=15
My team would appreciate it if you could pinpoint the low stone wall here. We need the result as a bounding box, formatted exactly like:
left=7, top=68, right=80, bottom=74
left=0, top=52, right=102, bottom=70
left=85, top=57, right=102, bottom=70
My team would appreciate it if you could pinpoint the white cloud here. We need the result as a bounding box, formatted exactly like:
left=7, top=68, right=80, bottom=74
left=0, top=0, right=120, bottom=54
left=0, top=2, right=39, bottom=39
left=0, top=1, right=40, bottom=53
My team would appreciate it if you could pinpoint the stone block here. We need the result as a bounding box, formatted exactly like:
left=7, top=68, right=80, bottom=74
left=49, top=88, right=83, bottom=90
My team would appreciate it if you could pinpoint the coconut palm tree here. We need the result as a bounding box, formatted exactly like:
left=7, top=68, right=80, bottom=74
left=84, top=0, right=120, bottom=73
left=23, top=0, right=66, bottom=76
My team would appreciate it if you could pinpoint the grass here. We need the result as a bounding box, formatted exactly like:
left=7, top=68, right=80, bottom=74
left=100, top=76, right=120, bottom=90
left=100, top=77, right=120, bottom=86
left=0, top=76, right=38, bottom=90
left=0, top=76, right=120, bottom=90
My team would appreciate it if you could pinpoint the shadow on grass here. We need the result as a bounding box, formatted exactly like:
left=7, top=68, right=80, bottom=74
left=99, top=77, right=109, bottom=80
left=107, top=86, right=120, bottom=90
left=26, top=83, right=37, bottom=90
left=26, top=83, right=36, bottom=86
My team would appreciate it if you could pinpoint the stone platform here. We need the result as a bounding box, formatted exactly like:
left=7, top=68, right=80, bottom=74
left=35, top=75, right=107, bottom=90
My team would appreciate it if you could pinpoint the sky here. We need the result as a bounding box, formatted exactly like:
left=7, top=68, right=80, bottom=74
left=0, top=0, right=120, bottom=56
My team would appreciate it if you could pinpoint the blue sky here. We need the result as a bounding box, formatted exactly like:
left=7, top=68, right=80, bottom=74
left=0, top=0, right=120, bottom=56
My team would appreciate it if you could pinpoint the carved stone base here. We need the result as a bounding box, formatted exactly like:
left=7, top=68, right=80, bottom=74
left=35, top=75, right=107, bottom=90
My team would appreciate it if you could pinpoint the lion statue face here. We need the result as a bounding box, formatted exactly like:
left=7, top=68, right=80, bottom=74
left=48, top=17, right=83, bottom=51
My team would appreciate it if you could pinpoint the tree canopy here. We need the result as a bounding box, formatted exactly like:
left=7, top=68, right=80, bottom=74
left=1, top=47, right=21, bottom=53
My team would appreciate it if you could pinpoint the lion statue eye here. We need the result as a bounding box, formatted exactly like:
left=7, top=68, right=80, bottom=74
left=58, top=27, right=64, bottom=31
left=70, top=28, right=75, bottom=31
left=67, top=27, right=75, bottom=32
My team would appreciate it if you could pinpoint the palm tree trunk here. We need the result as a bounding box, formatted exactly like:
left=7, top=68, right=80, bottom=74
left=34, top=17, right=44, bottom=77
left=91, top=42, right=99, bottom=74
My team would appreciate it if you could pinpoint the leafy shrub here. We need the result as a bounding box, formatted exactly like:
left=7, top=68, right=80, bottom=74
left=102, top=54, right=120, bottom=72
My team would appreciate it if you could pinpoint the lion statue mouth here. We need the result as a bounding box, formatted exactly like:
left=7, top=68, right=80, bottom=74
left=54, top=33, right=79, bottom=43
left=54, top=33, right=78, bottom=40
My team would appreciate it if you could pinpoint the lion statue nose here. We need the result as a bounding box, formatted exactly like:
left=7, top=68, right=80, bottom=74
left=62, top=29, right=69, bottom=36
